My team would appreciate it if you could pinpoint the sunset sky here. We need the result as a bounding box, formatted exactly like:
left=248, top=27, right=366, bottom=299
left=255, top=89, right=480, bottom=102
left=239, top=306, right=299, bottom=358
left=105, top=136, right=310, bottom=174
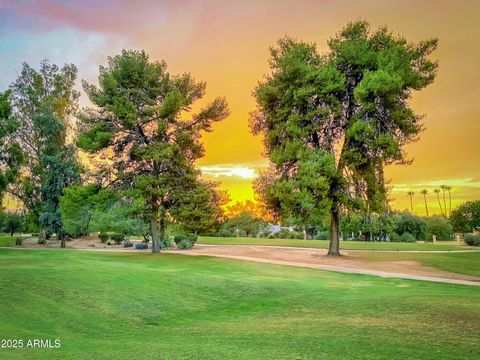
left=1, top=0, right=478, bottom=215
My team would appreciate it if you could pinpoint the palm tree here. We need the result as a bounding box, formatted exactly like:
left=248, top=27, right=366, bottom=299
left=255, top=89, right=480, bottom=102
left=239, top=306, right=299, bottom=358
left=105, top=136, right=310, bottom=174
left=445, top=185, right=452, bottom=216
left=440, top=185, right=448, bottom=217
left=420, top=189, right=429, bottom=217
left=434, top=188, right=443, bottom=216
left=407, top=191, right=415, bottom=213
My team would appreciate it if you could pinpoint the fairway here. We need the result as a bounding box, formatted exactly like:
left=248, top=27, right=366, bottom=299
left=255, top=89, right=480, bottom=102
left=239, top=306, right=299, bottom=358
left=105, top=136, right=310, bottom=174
left=199, top=236, right=471, bottom=251
left=1, top=249, right=479, bottom=360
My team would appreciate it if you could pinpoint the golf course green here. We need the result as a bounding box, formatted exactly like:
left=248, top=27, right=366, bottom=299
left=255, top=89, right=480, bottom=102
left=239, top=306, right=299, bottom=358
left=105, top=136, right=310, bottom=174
left=1, top=248, right=479, bottom=359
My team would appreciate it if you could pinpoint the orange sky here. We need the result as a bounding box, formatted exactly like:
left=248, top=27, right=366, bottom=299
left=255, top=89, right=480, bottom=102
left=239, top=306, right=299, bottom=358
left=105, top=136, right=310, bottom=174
left=1, top=0, right=479, bottom=215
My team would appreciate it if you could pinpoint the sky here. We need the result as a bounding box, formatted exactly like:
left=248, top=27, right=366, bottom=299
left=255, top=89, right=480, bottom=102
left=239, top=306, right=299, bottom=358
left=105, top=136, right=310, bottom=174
left=0, top=0, right=479, bottom=215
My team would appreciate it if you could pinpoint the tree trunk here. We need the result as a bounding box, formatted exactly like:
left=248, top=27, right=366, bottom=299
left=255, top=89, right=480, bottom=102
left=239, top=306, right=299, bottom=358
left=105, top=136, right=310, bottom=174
left=159, top=208, right=166, bottom=245
left=151, top=216, right=161, bottom=253
left=60, top=236, right=66, bottom=248
left=327, top=204, right=341, bottom=256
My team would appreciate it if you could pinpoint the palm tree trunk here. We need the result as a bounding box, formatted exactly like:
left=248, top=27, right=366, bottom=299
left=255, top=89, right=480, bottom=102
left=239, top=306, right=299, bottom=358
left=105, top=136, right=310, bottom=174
left=442, top=190, right=447, bottom=217
left=448, top=190, right=452, bottom=216
left=437, top=194, right=443, bottom=216
left=423, top=195, right=429, bottom=217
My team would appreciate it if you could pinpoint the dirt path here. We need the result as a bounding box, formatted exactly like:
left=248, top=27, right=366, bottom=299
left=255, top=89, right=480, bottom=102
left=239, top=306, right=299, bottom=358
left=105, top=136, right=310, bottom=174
left=164, top=245, right=480, bottom=286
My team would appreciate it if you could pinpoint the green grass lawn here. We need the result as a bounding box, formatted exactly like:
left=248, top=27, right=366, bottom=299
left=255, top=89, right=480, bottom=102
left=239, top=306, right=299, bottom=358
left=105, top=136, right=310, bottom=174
left=354, top=251, right=480, bottom=278
left=0, top=234, right=18, bottom=247
left=199, top=236, right=471, bottom=251
left=0, top=249, right=479, bottom=359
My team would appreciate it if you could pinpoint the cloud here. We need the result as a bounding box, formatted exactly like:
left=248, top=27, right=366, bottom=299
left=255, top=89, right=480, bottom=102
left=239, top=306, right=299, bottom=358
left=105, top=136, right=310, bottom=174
left=200, top=161, right=268, bottom=179
left=390, top=177, right=480, bottom=193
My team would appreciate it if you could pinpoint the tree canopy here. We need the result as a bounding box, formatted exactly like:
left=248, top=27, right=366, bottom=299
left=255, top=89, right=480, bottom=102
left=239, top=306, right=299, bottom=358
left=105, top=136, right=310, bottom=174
left=0, top=60, right=81, bottom=245
left=251, top=21, right=438, bottom=255
left=78, top=50, right=229, bottom=252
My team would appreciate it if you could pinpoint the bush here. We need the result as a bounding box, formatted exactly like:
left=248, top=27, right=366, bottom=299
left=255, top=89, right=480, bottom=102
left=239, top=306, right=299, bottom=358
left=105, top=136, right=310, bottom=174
left=426, top=216, right=453, bottom=241
left=107, top=240, right=112, bottom=246
left=174, top=233, right=197, bottom=249
left=401, top=232, right=416, bottom=243
left=390, top=233, right=401, bottom=242
left=98, top=232, right=110, bottom=243
left=37, top=238, right=45, bottom=245
left=315, top=230, right=330, bottom=240
left=217, top=227, right=234, bottom=237
left=123, top=239, right=133, bottom=248
left=31, top=233, right=39, bottom=237
left=160, top=237, right=172, bottom=248
left=288, top=231, right=304, bottom=239
left=15, top=238, right=22, bottom=246
left=4, top=213, right=24, bottom=236
left=464, top=234, right=480, bottom=246
left=135, top=242, right=148, bottom=250
left=395, top=212, right=427, bottom=241
left=176, top=239, right=193, bottom=249
left=111, top=233, right=125, bottom=245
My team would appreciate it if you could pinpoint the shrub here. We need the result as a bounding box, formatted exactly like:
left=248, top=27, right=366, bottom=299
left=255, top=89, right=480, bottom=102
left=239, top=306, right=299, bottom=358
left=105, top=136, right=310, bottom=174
left=426, top=216, right=453, bottom=241
left=187, top=233, right=198, bottom=245
left=389, top=233, right=401, bottom=242
left=174, top=234, right=187, bottom=243
left=401, top=232, right=416, bottom=243
left=176, top=239, right=193, bottom=249
left=464, top=234, right=480, bottom=246
left=288, top=231, right=304, bottom=239
left=15, top=237, right=22, bottom=246
left=217, top=227, right=234, bottom=237
left=4, top=213, right=24, bottom=236
left=107, top=240, right=112, bottom=246
left=98, top=232, right=109, bottom=243
left=123, top=239, right=133, bottom=248
left=37, top=238, right=45, bottom=245
left=315, top=230, right=330, bottom=240
left=394, top=212, right=427, bottom=241
left=174, top=233, right=197, bottom=249
left=111, top=233, right=125, bottom=245
left=160, top=237, right=172, bottom=248
left=135, top=242, right=148, bottom=250
left=31, top=233, right=39, bottom=237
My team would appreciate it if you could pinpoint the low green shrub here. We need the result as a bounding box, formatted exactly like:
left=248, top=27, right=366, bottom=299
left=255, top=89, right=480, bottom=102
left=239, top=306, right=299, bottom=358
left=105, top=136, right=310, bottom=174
left=37, top=238, right=45, bottom=245
left=176, top=239, right=193, bottom=250
left=174, top=234, right=197, bottom=249
left=315, top=231, right=330, bottom=240
left=123, top=239, right=133, bottom=248
left=288, top=231, right=304, bottom=239
left=31, top=233, right=39, bottom=237
left=390, top=233, right=401, bottom=242
left=217, top=228, right=234, bottom=237
left=111, top=233, right=125, bottom=245
left=401, top=232, right=416, bottom=243
left=135, top=242, right=148, bottom=250
left=98, top=232, right=109, bottom=243
left=106, top=240, right=112, bottom=246
left=15, top=238, right=22, bottom=246
left=160, top=237, right=172, bottom=248
left=464, top=234, right=480, bottom=246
